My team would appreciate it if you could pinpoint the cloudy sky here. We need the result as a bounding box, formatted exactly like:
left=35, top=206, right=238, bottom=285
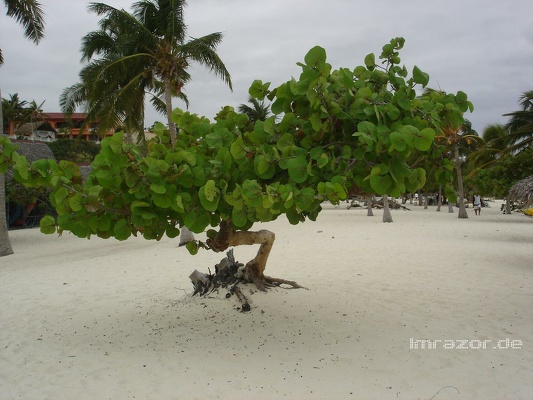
left=1, top=0, right=532, bottom=133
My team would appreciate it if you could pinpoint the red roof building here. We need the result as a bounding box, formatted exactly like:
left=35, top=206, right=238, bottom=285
left=8, top=112, right=113, bottom=141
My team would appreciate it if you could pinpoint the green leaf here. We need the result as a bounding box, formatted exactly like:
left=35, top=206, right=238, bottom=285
left=263, top=117, right=276, bottom=135
left=412, top=66, right=429, bottom=86
left=198, top=180, right=220, bottom=212
left=295, top=187, right=316, bottom=211
left=231, top=207, right=248, bottom=228
left=68, top=193, right=83, bottom=212
left=113, top=219, right=131, bottom=241
left=254, top=155, right=276, bottom=179
left=230, top=136, right=249, bottom=160
left=55, top=187, right=69, bottom=205
left=304, top=46, right=327, bottom=70
left=370, top=174, right=394, bottom=194
left=153, top=193, right=172, bottom=208
left=109, top=132, right=124, bottom=154
left=39, top=215, right=56, bottom=235
left=357, top=121, right=376, bottom=134
left=206, top=127, right=233, bottom=148
left=390, top=131, right=407, bottom=151
left=184, top=210, right=211, bottom=233
left=241, top=180, right=263, bottom=207
left=287, top=156, right=308, bottom=183
left=364, top=53, right=376, bottom=69
left=413, top=128, right=435, bottom=151
left=249, top=80, right=271, bottom=100
left=406, top=168, right=427, bottom=191
left=445, top=185, right=458, bottom=203
left=97, top=213, right=112, bottom=232
left=178, top=151, right=196, bottom=166
left=186, top=240, right=199, bottom=255
left=124, top=169, right=139, bottom=188
left=166, top=225, right=180, bottom=239
left=95, top=169, right=116, bottom=188
left=150, top=183, right=167, bottom=194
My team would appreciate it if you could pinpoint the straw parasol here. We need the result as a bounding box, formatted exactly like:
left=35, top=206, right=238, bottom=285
left=508, top=175, right=533, bottom=206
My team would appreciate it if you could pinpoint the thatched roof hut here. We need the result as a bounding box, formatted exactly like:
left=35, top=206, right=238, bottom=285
left=15, top=121, right=55, bottom=135
left=508, top=175, right=533, bottom=206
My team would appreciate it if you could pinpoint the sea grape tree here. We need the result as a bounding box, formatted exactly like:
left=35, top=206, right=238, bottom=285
left=5, top=38, right=471, bottom=289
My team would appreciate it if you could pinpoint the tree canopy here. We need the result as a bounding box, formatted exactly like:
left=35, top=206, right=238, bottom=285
left=2, top=38, right=471, bottom=284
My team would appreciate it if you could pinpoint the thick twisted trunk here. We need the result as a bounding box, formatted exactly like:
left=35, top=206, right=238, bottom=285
left=207, top=220, right=301, bottom=291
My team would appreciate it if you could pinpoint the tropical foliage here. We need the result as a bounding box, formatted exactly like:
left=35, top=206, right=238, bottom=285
left=46, top=139, right=100, bottom=163
left=4, top=39, right=471, bottom=282
left=503, top=90, right=533, bottom=152
left=464, top=91, right=533, bottom=199
left=2, top=93, right=45, bottom=133
left=238, top=96, right=272, bottom=124
left=0, top=0, right=45, bottom=65
left=470, top=146, right=533, bottom=198
left=61, top=0, right=232, bottom=142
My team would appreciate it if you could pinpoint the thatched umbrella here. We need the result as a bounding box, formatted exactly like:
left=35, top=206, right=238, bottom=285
left=508, top=175, right=533, bottom=206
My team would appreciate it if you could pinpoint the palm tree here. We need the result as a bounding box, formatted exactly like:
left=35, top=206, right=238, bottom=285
left=238, top=96, right=271, bottom=124
left=2, top=93, right=28, bottom=134
left=1, top=0, right=45, bottom=257
left=503, top=90, right=533, bottom=152
left=61, top=0, right=232, bottom=143
left=446, top=120, right=480, bottom=218
left=468, top=123, right=507, bottom=171
left=423, top=89, right=478, bottom=218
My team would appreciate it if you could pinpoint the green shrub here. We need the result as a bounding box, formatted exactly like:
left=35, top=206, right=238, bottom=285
left=46, top=139, right=100, bottom=163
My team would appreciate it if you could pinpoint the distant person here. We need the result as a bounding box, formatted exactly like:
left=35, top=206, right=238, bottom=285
left=473, top=194, right=482, bottom=216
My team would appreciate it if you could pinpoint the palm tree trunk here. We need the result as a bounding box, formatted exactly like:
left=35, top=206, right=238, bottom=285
left=505, top=197, right=511, bottom=214
left=436, top=185, right=442, bottom=212
left=0, top=173, right=14, bottom=257
left=0, top=87, right=14, bottom=256
left=163, top=77, right=177, bottom=143
left=366, top=195, right=374, bottom=216
left=382, top=194, right=393, bottom=222
left=454, top=145, right=468, bottom=219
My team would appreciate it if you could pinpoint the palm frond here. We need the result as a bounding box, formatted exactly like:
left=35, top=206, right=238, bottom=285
left=5, top=0, right=45, bottom=44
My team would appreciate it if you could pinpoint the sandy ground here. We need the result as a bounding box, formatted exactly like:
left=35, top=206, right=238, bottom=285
left=1, top=200, right=532, bottom=400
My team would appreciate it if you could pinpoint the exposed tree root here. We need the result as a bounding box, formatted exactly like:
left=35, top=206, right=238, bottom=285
left=264, top=276, right=305, bottom=289
left=189, top=249, right=304, bottom=312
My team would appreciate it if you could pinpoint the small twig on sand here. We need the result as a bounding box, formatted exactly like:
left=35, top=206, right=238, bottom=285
left=429, top=385, right=460, bottom=400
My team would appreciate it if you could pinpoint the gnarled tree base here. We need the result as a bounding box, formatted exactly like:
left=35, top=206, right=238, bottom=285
left=189, top=249, right=304, bottom=312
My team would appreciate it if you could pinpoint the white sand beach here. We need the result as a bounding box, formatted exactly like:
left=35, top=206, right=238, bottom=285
left=1, top=201, right=532, bottom=400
